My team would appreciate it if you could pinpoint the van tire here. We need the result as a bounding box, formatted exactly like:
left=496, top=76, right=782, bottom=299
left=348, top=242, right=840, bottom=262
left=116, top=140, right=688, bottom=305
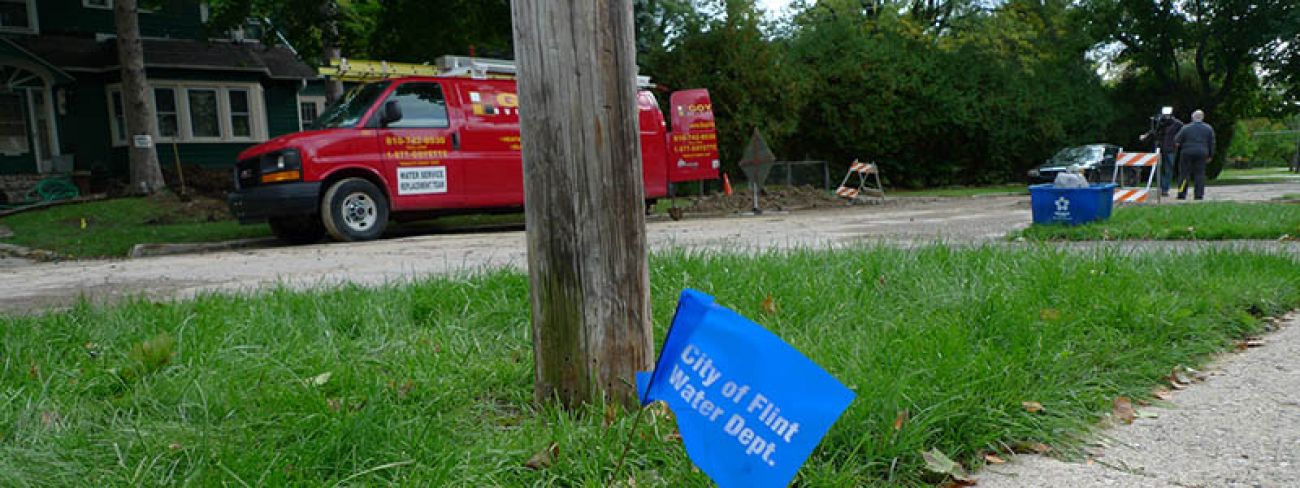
left=321, top=178, right=389, bottom=242
left=268, top=216, right=326, bottom=244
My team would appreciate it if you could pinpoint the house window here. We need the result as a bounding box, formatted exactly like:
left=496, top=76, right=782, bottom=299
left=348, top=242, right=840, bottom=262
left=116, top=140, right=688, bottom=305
left=0, top=93, right=27, bottom=155
left=299, top=102, right=318, bottom=129
left=83, top=0, right=111, bottom=9
left=107, top=81, right=266, bottom=145
left=187, top=88, right=220, bottom=138
left=299, top=96, right=325, bottom=130
left=228, top=89, right=251, bottom=138
left=0, top=0, right=35, bottom=33
left=154, top=88, right=178, bottom=137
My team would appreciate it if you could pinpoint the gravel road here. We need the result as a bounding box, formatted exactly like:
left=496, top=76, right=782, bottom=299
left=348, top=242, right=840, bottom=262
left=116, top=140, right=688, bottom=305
left=2, top=182, right=1295, bottom=315
left=0, top=195, right=1032, bottom=314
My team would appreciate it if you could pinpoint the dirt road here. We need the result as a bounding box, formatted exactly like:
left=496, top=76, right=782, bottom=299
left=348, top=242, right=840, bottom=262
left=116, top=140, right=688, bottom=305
left=2, top=182, right=1294, bottom=314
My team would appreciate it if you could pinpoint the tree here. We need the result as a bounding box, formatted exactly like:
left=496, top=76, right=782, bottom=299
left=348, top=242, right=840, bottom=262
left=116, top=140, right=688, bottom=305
left=1086, top=0, right=1300, bottom=177
left=370, top=0, right=513, bottom=61
left=513, top=0, right=653, bottom=408
left=114, top=0, right=165, bottom=194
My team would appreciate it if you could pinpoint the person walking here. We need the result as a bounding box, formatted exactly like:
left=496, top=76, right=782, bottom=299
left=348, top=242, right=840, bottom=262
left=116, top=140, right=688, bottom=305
left=1140, top=109, right=1183, bottom=196
left=1173, top=110, right=1215, bottom=200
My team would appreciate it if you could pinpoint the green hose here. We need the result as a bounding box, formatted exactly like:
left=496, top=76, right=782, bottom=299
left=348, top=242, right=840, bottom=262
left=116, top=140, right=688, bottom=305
left=0, top=177, right=80, bottom=210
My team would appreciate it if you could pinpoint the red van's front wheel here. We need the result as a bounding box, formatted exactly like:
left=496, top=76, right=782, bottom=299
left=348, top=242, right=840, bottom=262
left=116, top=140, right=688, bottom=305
left=321, top=178, right=389, bottom=242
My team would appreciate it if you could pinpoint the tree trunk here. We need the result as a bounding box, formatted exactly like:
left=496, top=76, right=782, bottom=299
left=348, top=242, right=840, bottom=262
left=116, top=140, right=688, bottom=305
left=114, top=0, right=165, bottom=194
left=320, top=0, right=344, bottom=103
left=512, top=0, right=653, bottom=409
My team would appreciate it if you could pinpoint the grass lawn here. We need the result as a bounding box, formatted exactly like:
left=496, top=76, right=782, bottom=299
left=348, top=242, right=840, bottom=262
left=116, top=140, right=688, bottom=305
left=1017, top=202, right=1300, bottom=241
left=0, top=195, right=270, bottom=258
left=3, top=246, right=1297, bottom=486
left=1210, top=167, right=1300, bottom=186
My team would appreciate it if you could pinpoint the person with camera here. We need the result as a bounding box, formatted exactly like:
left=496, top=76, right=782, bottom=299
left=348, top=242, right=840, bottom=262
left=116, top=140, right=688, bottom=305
left=1174, top=110, right=1215, bottom=200
left=1139, top=107, right=1183, bottom=196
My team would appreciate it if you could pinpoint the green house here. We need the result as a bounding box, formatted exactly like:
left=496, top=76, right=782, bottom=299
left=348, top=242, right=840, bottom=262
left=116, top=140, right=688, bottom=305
left=0, top=0, right=315, bottom=188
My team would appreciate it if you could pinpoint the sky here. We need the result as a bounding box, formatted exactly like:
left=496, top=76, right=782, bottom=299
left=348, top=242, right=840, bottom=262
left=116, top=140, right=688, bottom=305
left=759, top=0, right=797, bottom=16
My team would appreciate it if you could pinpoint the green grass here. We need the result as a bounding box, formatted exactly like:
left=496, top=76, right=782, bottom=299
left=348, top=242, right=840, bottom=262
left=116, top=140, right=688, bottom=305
left=0, top=196, right=269, bottom=258
left=1018, top=202, right=1300, bottom=241
left=1210, top=167, right=1300, bottom=186
left=4, top=246, right=1298, bottom=486
left=892, top=184, right=1028, bottom=198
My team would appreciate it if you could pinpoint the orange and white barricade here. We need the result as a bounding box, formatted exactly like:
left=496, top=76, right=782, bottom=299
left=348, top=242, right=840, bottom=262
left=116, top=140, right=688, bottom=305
left=835, top=159, right=885, bottom=203
left=1111, top=150, right=1161, bottom=204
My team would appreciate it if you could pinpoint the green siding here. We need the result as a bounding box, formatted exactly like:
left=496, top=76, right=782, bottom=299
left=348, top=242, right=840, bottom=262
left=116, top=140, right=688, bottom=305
left=38, top=0, right=205, bottom=39
left=266, top=82, right=300, bottom=136
left=59, top=74, right=117, bottom=176
left=138, top=143, right=246, bottom=170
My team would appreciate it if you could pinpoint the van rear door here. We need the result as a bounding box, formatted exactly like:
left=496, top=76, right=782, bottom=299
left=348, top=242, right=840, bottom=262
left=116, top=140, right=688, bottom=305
left=666, top=89, right=720, bottom=183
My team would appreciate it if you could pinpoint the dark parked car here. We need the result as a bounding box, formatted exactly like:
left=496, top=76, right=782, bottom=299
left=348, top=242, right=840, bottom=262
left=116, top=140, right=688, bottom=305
left=1028, top=144, right=1122, bottom=183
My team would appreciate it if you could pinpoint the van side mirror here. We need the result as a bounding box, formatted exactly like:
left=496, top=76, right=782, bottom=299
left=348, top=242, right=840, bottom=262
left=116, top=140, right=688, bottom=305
left=380, top=100, right=402, bottom=126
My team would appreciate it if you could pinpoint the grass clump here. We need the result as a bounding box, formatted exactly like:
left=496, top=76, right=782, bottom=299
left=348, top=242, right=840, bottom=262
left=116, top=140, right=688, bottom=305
left=2, top=246, right=1298, bottom=486
left=1018, top=202, right=1300, bottom=241
left=0, top=195, right=269, bottom=258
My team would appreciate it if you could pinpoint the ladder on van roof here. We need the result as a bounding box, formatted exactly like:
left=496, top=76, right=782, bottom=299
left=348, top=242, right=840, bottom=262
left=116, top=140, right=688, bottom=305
left=319, top=56, right=655, bottom=87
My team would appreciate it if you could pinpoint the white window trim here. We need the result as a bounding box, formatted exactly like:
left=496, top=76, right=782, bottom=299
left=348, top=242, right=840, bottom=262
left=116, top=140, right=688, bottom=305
left=82, top=0, right=112, bottom=10
left=0, top=0, right=38, bottom=35
left=298, top=95, right=326, bottom=131
left=106, top=80, right=267, bottom=146
left=227, top=88, right=253, bottom=138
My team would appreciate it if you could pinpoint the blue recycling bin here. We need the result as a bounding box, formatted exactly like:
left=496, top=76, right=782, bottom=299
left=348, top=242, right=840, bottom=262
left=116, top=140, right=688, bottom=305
left=1029, top=183, right=1116, bottom=225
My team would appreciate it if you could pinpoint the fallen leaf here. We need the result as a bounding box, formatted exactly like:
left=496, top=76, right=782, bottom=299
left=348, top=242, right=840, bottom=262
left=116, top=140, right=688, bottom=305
left=893, top=409, right=909, bottom=431
left=1039, top=308, right=1061, bottom=321
left=921, top=448, right=974, bottom=483
left=168, top=443, right=183, bottom=451
left=761, top=295, right=778, bottom=315
left=1113, top=397, right=1136, bottom=424
left=307, top=372, right=331, bottom=387
left=80, top=218, right=87, bottom=230
left=1169, top=381, right=1187, bottom=390
left=984, top=453, right=1007, bottom=464
left=1009, top=441, right=1051, bottom=454
left=1153, top=388, right=1172, bottom=401
left=1022, top=401, right=1044, bottom=413
left=524, top=442, right=559, bottom=470
left=604, top=403, right=618, bottom=427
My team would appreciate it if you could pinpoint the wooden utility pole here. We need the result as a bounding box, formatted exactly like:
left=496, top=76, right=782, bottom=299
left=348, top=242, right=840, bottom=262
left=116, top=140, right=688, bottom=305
left=113, top=0, right=165, bottom=194
left=512, top=0, right=652, bottom=409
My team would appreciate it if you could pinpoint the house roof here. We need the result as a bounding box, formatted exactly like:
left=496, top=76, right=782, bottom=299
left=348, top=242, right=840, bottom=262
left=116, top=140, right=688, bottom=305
left=9, top=35, right=315, bottom=80
left=0, top=38, right=74, bottom=84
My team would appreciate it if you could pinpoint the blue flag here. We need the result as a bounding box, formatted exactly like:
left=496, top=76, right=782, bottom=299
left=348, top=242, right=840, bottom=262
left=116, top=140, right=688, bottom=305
left=636, top=289, right=856, bottom=488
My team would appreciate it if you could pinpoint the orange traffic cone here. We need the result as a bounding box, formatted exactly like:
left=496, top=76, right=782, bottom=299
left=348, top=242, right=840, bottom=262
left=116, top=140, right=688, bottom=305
left=723, top=173, right=734, bottom=196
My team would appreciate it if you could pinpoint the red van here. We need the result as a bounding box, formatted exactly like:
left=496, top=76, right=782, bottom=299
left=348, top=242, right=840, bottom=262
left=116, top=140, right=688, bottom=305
left=227, top=75, right=720, bottom=242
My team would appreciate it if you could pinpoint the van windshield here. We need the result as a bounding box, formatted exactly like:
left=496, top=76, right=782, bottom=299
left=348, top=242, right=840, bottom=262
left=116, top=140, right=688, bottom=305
left=315, top=81, right=390, bottom=129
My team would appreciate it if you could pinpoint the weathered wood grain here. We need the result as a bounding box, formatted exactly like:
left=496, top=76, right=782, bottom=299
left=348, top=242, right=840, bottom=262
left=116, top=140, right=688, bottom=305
left=512, top=0, right=652, bottom=408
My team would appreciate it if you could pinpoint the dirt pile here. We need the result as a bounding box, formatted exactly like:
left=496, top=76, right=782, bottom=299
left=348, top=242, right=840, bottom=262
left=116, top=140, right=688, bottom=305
left=682, top=185, right=850, bottom=214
